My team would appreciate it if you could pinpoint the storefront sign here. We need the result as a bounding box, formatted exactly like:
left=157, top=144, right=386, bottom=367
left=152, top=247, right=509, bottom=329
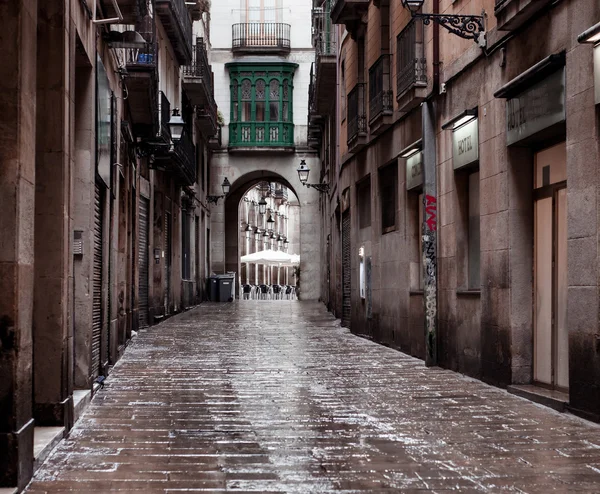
left=506, top=68, right=566, bottom=146
left=452, top=118, right=479, bottom=170
left=406, top=151, right=423, bottom=191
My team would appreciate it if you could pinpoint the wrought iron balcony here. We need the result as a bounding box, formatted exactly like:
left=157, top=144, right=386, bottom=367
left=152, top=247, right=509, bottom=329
left=396, top=20, right=427, bottom=112
left=155, top=0, right=193, bottom=64
left=369, top=54, right=393, bottom=134
left=347, top=83, right=367, bottom=152
left=232, top=23, right=291, bottom=54
left=151, top=90, right=172, bottom=145
left=312, top=9, right=337, bottom=114
left=207, top=126, right=222, bottom=150
left=330, top=0, right=369, bottom=36
left=172, top=126, right=196, bottom=185
left=183, top=38, right=218, bottom=138
left=229, top=122, right=295, bottom=150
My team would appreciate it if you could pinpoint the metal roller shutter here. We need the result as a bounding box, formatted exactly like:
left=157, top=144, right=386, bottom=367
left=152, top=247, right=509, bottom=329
left=341, top=211, right=351, bottom=328
left=138, top=197, right=149, bottom=328
left=164, top=211, right=172, bottom=314
left=92, top=183, right=103, bottom=378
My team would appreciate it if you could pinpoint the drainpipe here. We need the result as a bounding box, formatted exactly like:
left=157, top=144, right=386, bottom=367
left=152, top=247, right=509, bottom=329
left=422, top=0, right=439, bottom=367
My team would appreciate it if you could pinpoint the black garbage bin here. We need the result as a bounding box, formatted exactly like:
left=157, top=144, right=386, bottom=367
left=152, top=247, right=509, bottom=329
left=217, top=274, right=234, bottom=302
left=208, top=276, right=219, bottom=301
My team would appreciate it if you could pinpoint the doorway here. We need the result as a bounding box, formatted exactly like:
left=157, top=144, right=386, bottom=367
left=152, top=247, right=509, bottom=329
left=533, top=142, right=567, bottom=390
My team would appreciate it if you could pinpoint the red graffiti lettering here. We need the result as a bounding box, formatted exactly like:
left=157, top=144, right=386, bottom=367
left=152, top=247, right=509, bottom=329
left=425, top=194, right=437, bottom=231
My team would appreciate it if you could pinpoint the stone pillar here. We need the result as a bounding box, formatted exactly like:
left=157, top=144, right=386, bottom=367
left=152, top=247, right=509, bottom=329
left=33, top=0, right=73, bottom=428
left=0, top=0, right=37, bottom=489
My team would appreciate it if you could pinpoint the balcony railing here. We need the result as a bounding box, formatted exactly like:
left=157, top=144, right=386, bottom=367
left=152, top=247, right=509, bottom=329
left=183, top=38, right=212, bottom=95
left=347, top=83, right=367, bottom=144
left=396, top=20, right=427, bottom=98
left=156, top=0, right=193, bottom=64
left=229, top=122, right=294, bottom=148
left=157, top=90, right=171, bottom=143
left=369, top=54, right=393, bottom=123
left=123, top=42, right=157, bottom=68
left=313, top=10, right=336, bottom=56
left=309, top=62, right=317, bottom=115
left=232, top=23, right=291, bottom=53
left=173, top=126, right=196, bottom=184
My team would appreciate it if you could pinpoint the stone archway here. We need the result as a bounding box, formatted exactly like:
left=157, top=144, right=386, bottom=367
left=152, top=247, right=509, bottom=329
left=209, top=154, right=321, bottom=300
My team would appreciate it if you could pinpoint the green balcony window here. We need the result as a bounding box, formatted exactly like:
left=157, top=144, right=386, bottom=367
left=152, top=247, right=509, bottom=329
left=227, top=62, right=297, bottom=148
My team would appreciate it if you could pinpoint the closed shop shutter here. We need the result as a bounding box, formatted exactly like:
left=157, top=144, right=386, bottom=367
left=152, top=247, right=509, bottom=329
left=138, top=197, right=150, bottom=328
left=92, top=183, right=103, bottom=378
left=342, top=211, right=351, bottom=328
left=164, top=211, right=172, bottom=314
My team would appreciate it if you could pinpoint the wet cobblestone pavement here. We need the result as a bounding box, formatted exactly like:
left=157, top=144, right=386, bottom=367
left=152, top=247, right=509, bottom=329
left=27, top=302, right=600, bottom=493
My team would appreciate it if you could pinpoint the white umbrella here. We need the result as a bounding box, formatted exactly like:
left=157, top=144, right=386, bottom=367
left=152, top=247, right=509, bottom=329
left=241, top=249, right=293, bottom=265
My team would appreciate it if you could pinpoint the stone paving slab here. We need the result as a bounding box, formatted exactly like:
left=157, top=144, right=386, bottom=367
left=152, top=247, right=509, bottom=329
left=26, top=301, right=600, bottom=493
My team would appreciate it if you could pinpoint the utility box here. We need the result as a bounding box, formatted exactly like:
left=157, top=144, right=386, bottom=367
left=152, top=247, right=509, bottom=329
left=208, top=276, right=219, bottom=301
left=217, top=274, right=235, bottom=302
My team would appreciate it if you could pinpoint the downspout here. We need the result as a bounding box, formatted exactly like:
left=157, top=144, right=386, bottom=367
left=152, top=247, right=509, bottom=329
left=422, top=0, right=439, bottom=367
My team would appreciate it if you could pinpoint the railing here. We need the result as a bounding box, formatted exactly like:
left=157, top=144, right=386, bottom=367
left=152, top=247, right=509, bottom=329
left=174, top=126, right=196, bottom=183
left=369, top=54, right=393, bottom=122
left=123, top=42, right=157, bottom=68
left=309, top=63, right=317, bottom=115
left=183, top=38, right=212, bottom=92
left=347, top=83, right=367, bottom=144
left=313, top=10, right=336, bottom=56
left=208, top=126, right=222, bottom=148
left=156, top=0, right=193, bottom=51
left=157, top=91, right=171, bottom=142
left=196, top=95, right=218, bottom=130
left=229, top=122, right=294, bottom=147
left=232, top=23, right=291, bottom=51
left=396, top=20, right=427, bottom=98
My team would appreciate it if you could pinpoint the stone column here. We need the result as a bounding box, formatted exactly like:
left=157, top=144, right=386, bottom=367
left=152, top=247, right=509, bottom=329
left=0, top=0, right=37, bottom=489
left=33, top=0, right=74, bottom=428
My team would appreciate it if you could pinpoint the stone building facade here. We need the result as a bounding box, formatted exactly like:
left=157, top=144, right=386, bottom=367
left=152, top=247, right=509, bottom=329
left=0, top=0, right=219, bottom=489
left=207, top=0, right=322, bottom=299
left=314, top=0, right=600, bottom=421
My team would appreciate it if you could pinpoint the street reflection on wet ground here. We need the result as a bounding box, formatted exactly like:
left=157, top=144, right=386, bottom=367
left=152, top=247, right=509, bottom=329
left=27, top=301, right=600, bottom=492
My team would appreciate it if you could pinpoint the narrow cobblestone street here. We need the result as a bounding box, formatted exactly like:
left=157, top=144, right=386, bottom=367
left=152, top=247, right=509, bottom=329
left=27, top=302, right=600, bottom=493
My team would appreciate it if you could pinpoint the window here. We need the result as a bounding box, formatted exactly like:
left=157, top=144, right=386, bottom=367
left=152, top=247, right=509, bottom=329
left=228, top=63, right=296, bottom=147
left=357, top=177, right=371, bottom=229
left=379, top=162, right=398, bottom=233
left=244, top=0, right=279, bottom=23
left=467, top=171, right=480, bottom=290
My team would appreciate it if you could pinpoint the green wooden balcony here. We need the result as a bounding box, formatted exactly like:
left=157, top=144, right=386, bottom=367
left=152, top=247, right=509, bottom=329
left=229, top=122, right=294, bottom=150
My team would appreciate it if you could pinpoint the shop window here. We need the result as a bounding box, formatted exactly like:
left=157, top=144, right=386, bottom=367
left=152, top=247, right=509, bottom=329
left=379, top=162, right=398, bottom=233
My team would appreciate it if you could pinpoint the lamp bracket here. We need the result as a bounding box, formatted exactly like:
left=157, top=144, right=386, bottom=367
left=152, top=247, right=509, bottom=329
left=304, top=183, right=330, bottom=193
left=412, top=12, right=485, bottom=44
left=206, top=195, right=224, bottom=205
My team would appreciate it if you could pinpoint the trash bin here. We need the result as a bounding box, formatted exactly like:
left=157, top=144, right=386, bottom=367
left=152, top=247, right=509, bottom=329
left=217, top=274, right=235, bottom=302
left=208, top=276, right=219, bottom=301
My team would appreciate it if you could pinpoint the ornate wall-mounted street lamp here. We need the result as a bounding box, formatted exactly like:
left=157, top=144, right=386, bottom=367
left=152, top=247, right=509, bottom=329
left=401, top=0, right=486, bottom=47
left=266, top=214, right=275, bottom=232
left=169, top=108, right=185, bottom=141
left=297, top=160, right=329, bottom=193
left=258, top=197, right=267, bottom=215
left=207, top=177, right=231, bottom=205
left=254, top=228, right=262, bottom=241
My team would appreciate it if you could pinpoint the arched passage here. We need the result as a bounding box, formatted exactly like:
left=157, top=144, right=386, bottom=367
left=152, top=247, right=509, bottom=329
left=225, top=172, right=300, bottom=294
left=209, top=155, right=322, bottom=300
